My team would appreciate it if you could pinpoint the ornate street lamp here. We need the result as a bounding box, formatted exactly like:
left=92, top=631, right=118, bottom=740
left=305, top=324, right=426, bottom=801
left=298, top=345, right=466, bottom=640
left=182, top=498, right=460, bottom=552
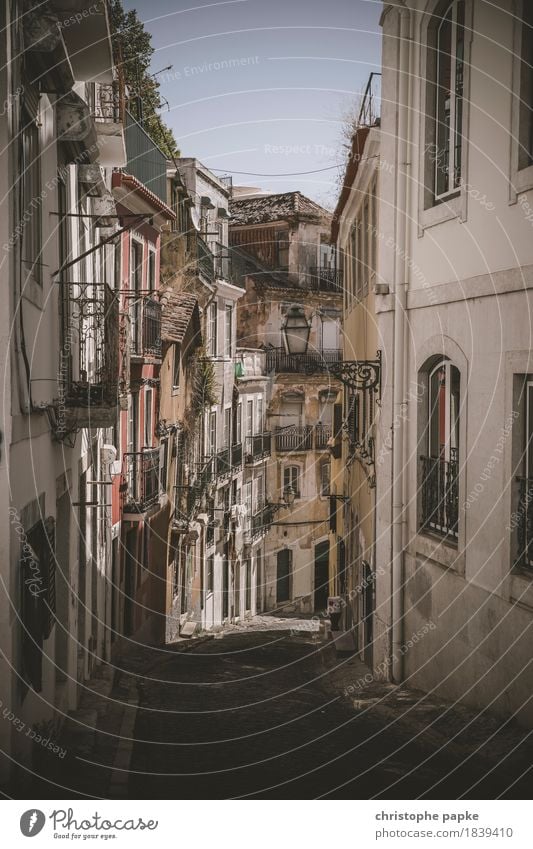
left=281, top=305, right=381, bottom=394
left=282, top=306, right=311, bottom=356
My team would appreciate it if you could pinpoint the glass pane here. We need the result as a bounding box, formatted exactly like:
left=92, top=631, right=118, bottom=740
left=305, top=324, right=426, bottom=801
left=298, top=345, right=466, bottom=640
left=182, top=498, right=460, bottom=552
left=429, top=365, right=445, bottom=457
left=436, top=6, right=453, bottom=195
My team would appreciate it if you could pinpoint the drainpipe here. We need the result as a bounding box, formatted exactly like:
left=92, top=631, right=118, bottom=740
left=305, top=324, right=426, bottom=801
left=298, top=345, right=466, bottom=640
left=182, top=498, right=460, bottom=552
left=391, top=4, right=411, bottom=684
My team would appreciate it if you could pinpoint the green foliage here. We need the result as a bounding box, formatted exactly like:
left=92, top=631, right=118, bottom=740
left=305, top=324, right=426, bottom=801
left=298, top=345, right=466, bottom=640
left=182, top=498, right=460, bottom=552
left=108, top=0, right=179, bottom=157
left=186, top=350, right=218, bottom=432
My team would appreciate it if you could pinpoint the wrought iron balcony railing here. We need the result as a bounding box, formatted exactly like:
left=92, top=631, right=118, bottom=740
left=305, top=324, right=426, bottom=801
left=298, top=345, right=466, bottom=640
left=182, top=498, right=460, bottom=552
left=420, top=454, right=459, bottom=540
left=274, top=425, right=332, bottom=452
left=130, top=296, right=162, bottom=359
left=265, top=347, right=342, bottom=375
left=122, top=448, right=160, bottom=512
left=309, top=267, right=343, bottom=292
left=514, top=476, right=533, bottom=571
left=251, top=503, right=276, bottom=540
left=197, top=235, right=215, bottom=283
left=210, top=444, right=243, bottom=478
left=60, top=282, right=119, bottom=427
left=87, top=76, right=125, bottom=125
left=124, top=110, right=167, bottom=203
left=245, top=432, right=272, bottom=463
left=357, top=71, right=382, bottom=129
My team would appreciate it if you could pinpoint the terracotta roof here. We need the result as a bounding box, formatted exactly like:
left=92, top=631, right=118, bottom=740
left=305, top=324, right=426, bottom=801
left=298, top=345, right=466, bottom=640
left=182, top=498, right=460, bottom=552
left=112, top=171, right=176, bottom=220
left=229, top=191, right=331, bottom=226
left=160, top=289, right=202, bottom=347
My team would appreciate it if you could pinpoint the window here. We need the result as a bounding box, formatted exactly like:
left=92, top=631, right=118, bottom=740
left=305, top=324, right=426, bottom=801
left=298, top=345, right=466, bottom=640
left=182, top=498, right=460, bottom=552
left=147, top=249, right=156, bottom=292
left=206, top=555, right=214, bottom=593
left=420, top=359, right=460, bottom=539
left=224, top=407, right=231, bottom=448
left=320, top=461, right=331, bottom=496
left=275, top=230, right=289, bottom=268
left=130, top=240, right=143, bottom=352
left=21, top=109, right=42, bottom=284
left=144, top=389, right=153, bottom=447
left=256, top=397, right=263, bottom=434
left=245, top=481, right=253, bottom=516
left=207, top=302, right=218, bottom=357
left=235, top=402, right=242, bottom=444
left=173, top=343, right=181, bottom=389
left=208, top=411, right=217, bottom=454
left=225, top=304, right=233, bottom=358
left=433, top=0, right=465, bottom=198
left=519, top=2, right=533, bottom=170
left=284, top=465, right=300, bottom=498
left=246, top=400, right=254, bottom=437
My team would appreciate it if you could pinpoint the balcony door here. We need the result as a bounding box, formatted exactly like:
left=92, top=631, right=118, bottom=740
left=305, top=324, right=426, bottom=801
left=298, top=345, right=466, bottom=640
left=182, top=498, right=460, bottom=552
left=314, top=540, right=329, bottom=613
left=321, top=318, right=339, bottom=353
left=429, top=360, right=460, bottom=463
left=280, top=400, right=302, bottom=429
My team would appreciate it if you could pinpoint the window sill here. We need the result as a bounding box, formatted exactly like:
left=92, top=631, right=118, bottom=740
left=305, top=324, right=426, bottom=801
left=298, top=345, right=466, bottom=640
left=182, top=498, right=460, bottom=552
left=413, top=531, right=463, bottom=573
left=419, top=194, right=462, bottom=233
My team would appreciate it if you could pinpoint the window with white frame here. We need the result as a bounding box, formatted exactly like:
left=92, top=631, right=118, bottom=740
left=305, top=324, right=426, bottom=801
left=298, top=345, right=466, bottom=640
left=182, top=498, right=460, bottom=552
left=283, top=465, right=300, bottom=498
left=246, top=399, right=254, bottom=437
left=431, top=0, right=465, bottom=199
left=207, top=302, right=217, bottom=357
left=256, top=397, right=263, bottom=434
left=144, top=389, right=153, bottom=447
left=208, top=411, right=217, bottom=454
left=320, top=461, right=331, bottom=496
left=420, top=359, right=460, bottom=540
left=224, top=304, right=233, bottom=358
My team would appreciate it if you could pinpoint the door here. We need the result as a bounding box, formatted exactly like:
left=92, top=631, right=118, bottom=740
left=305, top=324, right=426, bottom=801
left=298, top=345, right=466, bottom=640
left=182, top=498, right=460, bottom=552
left=321, top=318, right=338, bottom=352
left=280, top=401, right=302, bottom=428
left=362, top=560, right=375, bottom=667
left=276, top=549, right=291, bottom=604
left=314, top=540, right=329, bottom=613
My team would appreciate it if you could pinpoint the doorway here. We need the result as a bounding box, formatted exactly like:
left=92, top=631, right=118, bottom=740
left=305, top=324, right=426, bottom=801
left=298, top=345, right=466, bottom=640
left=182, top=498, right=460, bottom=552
left=314, top=540, right=330, bottom=613
left=276, top=549, right=291, bottom=604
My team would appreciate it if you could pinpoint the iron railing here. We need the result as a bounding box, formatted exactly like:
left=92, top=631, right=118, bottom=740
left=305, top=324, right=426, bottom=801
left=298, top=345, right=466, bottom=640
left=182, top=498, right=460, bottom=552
left=357, top=71, right=382, bottom=128
left=251, top=503, right=275, bottom=540
left=197, top=235, right=215, bottom=283
left=265, top=347, right=342, bottom=374
left=212, top=444, right=243, bottom=478
left=245, top=432, right=272, bottom=463
left=61, top=282, right=119, bottom=413
left=87, top=76, right=125, bottom=125
left=124, top=110, right=168, bottom=203
left=420, top=454, right=459, bottom=540
left=274, top=424, right=332, bottom=452
left=173, top=458, right=214, bottom=524
left=515, top=477, right=533, bottom=571
left=130, top=296, right=162, bottom=358
left=122, top=448, right=160, bottom=512
left=309, top=267, right=343, bottom=292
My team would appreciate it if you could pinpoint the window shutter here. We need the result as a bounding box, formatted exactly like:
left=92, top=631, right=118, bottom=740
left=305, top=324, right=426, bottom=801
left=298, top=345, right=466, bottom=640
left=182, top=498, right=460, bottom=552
left=332, top=403, right=343, bottom=459
left=42, top=517, right=56, bottom=640
left=329, top=496, right=337, bottom=534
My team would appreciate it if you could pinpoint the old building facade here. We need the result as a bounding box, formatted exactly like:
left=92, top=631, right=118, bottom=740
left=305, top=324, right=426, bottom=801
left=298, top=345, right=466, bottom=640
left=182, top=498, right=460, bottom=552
left=230, top=191, right=343, bottom=614
left=366, top=0, right=533, bottom=725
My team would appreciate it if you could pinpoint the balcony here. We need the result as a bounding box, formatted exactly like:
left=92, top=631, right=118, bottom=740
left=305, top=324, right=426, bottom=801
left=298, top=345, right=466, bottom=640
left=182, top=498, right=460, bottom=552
left=214, top=241, right=232, bottom=281
left=195, top=236, right=215, bottom=283
left=265, top=347, right=342, bottom=375
left=251, top=503, right=276, bottom=540
left=514, top=477, right=533, bottom=571
left=124, top=110, right=167, bottom=203
left=212, top=444, right=243, bottom=479
left=274, top=425, right=332, bottom=452
left=130, top=296, right=162, bottom=359
left=245, top=433, right=271, bottom=464
left=420, top=454, right=459, bottom=540
left=309, top=267, right=343, bottom=293
left=58, top=283, right=119, bottom=429
left=122, top=448, right=160, bottom=513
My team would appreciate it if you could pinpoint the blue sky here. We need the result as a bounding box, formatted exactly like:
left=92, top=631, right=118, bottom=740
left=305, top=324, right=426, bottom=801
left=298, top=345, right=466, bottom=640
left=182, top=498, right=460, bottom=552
left=124, top=0, right=382, bottom=208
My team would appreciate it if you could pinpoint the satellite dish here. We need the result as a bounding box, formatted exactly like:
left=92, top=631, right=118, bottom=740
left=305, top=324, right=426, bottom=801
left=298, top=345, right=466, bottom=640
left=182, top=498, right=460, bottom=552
left=190, top=206, right=201, bottom=231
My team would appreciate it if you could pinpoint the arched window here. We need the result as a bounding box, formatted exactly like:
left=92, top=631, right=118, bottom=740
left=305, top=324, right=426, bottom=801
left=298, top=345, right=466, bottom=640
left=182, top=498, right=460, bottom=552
left=420, top=359, right=460, bottom=540
left=434, top=0, right=465, bottom=197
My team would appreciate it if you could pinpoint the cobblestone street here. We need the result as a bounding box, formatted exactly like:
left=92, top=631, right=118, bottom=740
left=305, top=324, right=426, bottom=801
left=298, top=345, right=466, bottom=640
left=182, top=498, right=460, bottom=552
left=28, top=618, right=533, bottom=800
